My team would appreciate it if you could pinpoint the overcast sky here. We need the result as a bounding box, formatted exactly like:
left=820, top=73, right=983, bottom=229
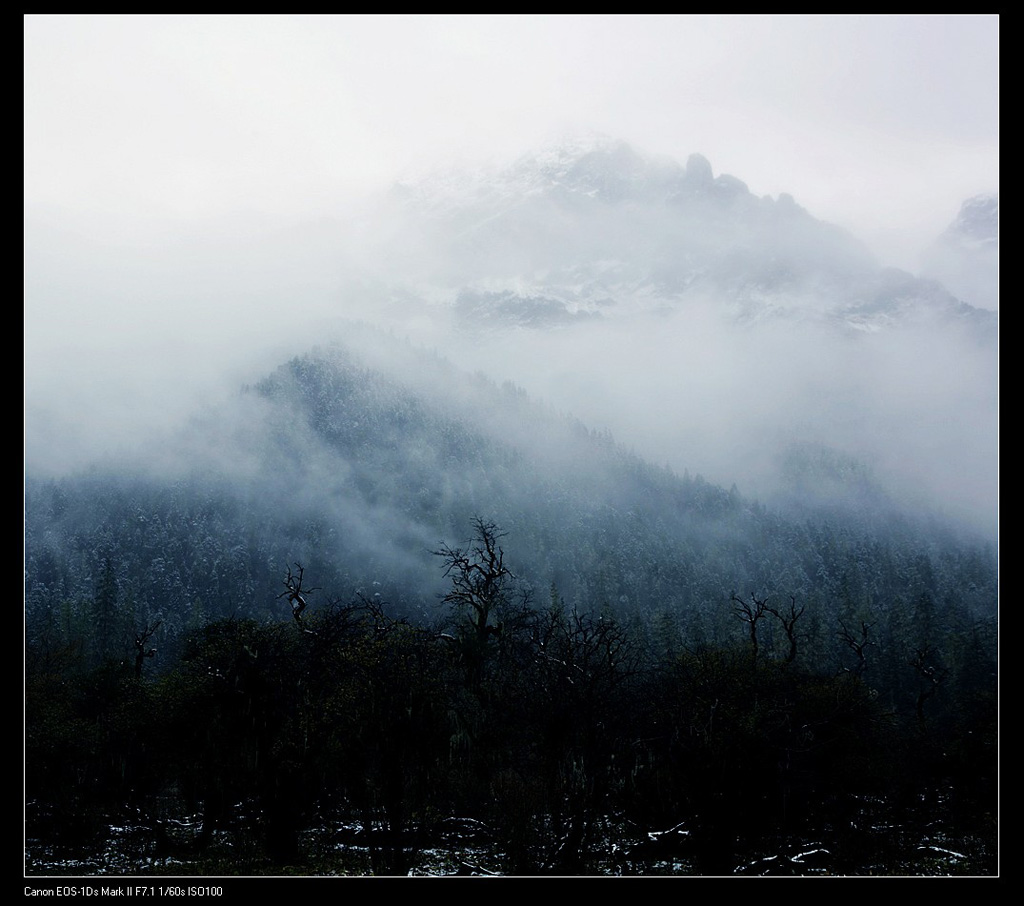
left=24, top=15, right=999, bottom=532
left=26, top=14, right=998, bottom=262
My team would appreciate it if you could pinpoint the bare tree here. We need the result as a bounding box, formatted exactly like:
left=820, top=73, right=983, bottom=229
left=731, top=593, right=769, bottom=662
left=278, top=563, right=319, bottom=629
left=766, top=596, right=805, bottom=665
left=838, top=618, right=874, bottom=677
left=434, top=518, right=514, bottom=686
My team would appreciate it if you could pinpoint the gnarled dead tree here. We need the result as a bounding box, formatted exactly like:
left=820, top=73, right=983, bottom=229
left=731, top=592, right=769, bottom=662
left=434, top=518, right=514, bottom=687
left=278, top=563, right=319, bottom=630
left=838, top=618, right=874, bottom=677
left=766, top=596, right=806, bottom=665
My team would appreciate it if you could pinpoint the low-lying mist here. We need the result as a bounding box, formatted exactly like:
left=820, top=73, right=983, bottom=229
left=25, top=182, right=997, bottom=545
left=438, top=303, right=997, bottom=537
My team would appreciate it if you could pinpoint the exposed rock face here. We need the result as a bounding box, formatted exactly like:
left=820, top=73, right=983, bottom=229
left=382, top=137, right=995, bottom=337
left=921, top=194, right=998, bottom=311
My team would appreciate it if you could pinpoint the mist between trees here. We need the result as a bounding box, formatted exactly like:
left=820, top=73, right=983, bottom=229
left=26, top=501, right=996, bottom=875
left=25, top=306, right=996, bottom=876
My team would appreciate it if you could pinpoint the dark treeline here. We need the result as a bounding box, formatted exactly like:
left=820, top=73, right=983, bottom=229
left=26, top=517, right=996, bottom=875
left=25, top=343, right=996, bottom=874
left=25, top=346, right=997, bottom=677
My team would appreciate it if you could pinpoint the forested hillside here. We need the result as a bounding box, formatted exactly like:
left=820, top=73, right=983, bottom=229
left=25, top=16, right=999, bottom=878
left=25, top=337, right=997, bottom=875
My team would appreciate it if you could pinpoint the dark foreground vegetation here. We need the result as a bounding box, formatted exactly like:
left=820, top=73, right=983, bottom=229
left=26, top=519, right=996, bottom=876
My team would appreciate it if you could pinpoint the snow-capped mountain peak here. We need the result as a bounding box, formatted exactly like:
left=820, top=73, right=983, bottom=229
left=373, top=138, right=994, bottom=337
left=920, top=193, right=998, bottom=311
left=946, top=193, right=998, bottom=250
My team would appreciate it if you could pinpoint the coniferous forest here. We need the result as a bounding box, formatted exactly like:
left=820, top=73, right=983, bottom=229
left=26, top=20, right=999, bottom=876
left=25, top=344, right=997, bottom=876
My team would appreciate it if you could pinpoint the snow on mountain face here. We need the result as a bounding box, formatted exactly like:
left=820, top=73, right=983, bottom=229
left=951, top=194, right=998, bottom=248
left=337, top=138, right=996, bottom=541
left=371, top=137, right=995, bottom=339
left=921, top=194, right=998, bottom=311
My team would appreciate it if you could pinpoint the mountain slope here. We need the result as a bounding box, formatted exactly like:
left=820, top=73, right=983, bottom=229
left=26, top=331, right=997, bottom=677
left=369, top=136, right=995, bottom=338
left=922, top=193, right=998, bottom=311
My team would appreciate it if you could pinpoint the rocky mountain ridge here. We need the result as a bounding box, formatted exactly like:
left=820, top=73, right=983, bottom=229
left=921, top=193, right=998, bottom=311
left=375, top=136, right=995, bottom=337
